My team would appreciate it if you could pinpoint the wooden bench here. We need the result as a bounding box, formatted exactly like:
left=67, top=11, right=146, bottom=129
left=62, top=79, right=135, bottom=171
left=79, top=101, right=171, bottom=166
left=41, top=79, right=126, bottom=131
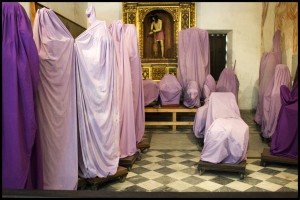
left=145, top=106, right=197, bottom=131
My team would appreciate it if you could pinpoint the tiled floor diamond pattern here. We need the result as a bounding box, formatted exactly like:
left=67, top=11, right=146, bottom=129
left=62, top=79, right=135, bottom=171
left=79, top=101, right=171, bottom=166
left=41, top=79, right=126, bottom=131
left=89, top=150, right=298, bottom=192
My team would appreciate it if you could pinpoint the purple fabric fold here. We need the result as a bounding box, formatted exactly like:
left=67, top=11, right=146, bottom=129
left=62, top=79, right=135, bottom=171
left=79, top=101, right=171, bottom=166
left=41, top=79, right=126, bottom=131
left=183, top=80, right=200, bottom=108
left=178, top=28, right=210, bottom=100
left=33, top=8, right=77, bottom=190
left=2, top=2, right=43, bottom=189
left=143, top=79, right=160, bottom=106
left=109, top=20, right=138, bottom=158
left=270, top=82, right=298, bottom=159
left=201, top=92, right=249, bottom=164
left=216, top=68, right=239, bottom=103
left=159, top=74, right=182, bottom=106
left=255, top=30, right=282, bottom=124
left=75, top=20, right=120, bottom=179
left=261, top=64, right=291, bottom=139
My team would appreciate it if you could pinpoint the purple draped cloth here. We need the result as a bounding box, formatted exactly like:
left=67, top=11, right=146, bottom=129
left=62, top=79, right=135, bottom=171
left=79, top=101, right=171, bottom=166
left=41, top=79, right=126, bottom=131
left=75, top=20, right=120, bottom=179
left=255, top=30, right=282, bottom=125
left=159, top=74, right=182, bottom=106
left=270, top=82, right=298, bottom=159
left=33, top=8, right=77, bottom=190
left=261, top=64, right=291, bottom=139
left=124, top=23, right=145, bottom=143
left=178, top=28, right=210, bottom=100
left=183, top=80, right=200, bottom=108
left=143, top=79, right=159, bottom=106
left=2, top=2, right=43, bottom=190
left=201, top=92, right=249, bottom=164
left=109, top=20, right=138, bottom=158
left=216, top=67, right=239, bottom=103
left=193, top=74, right=216, bottom=138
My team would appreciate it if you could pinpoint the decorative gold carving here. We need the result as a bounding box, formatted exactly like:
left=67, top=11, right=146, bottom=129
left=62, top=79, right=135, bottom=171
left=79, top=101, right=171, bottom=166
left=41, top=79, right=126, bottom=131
left=142, top=67, right=150, bottom=80
left=166, top=67, right=177, bottom=76
left=152, top=65, right=167, bottom=81
left=123, top=2, right=196, bottom=80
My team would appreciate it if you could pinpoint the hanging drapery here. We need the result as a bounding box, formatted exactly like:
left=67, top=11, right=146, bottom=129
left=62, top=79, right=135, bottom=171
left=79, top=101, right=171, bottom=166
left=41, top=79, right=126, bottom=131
left=2, top=2, right=43, bottom=190
left=75, top=20, right=120, bottom=179
left=261, top=64, right=291, bottom=139
left=255, top=30, right=282, bottom=125
left=183, top=80, right=200, bottom=108
left=109, top=20, right=138, bottom=158
left=177, top=28, right=210, bottom=100
left=270, top=81, right=298, bottom=159
left=33, top=8, right=77, bottom=190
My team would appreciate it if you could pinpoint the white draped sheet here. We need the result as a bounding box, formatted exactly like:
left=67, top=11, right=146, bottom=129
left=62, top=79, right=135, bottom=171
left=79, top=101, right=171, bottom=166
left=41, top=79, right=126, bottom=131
left=33, top=8, right=78, bottom=190
left=75, top=20, right=120, bottom=178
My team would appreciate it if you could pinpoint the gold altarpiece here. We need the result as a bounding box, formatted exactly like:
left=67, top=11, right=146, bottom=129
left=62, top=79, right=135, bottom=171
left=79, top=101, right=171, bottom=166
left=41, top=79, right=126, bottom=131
left=122, top=2, right=196, bottom=81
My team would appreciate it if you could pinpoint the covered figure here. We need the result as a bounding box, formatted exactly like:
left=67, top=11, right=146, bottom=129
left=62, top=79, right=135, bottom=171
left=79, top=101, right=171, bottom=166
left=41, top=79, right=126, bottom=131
left=177, top=28, right=210, bottom=100
left=183, top=80, right=200, bottom=108
left=255, top=30, right=282, bottom=125
left=75, top=6, right=120, bottom=179
left=33, top=8, right=77, bottom=190
left=159, top=74, right=182, bottom=106
left=143, top=79, right=160, bottom=106
left=270, top=81, right=298, bottom=159
left=2, top=2, right=43, bottom=189
left=216, top=67, right=239, bottom=103
left=261, top=64, right=291, bottom=139
left=193, top=74, right=216, bottom=139
left=201, top=92, right=249, bottom=164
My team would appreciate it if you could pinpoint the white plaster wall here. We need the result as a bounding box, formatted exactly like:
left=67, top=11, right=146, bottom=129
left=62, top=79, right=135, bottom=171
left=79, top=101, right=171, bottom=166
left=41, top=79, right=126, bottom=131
left=197, top=2, right=262, bottom=110
left=38, top=2, right=88, bottom=28
left=87, top=2, right=122, bottom=28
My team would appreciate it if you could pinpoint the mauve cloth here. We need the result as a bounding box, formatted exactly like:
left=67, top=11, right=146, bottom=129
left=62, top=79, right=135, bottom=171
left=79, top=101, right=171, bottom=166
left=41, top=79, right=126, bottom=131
left=159, top=74, right=182, bottom=106
left=270, top=81, right=298, bottom=159
left=75, top=20, right=120, bottom=179
left=261, top=64, right=291, bottom=138
left=183, top=80, right=200, bottom=108
left=255, top=30, right=282, bottom=125
left=178, top=28, right=210, bottom=100
left=143, top=79, right=159, bottom=106
left=201, top=92, right=249, bottom=164
left=33, top=8, right=77, bottom=190
left=2, top=2, right=43, bottom=189
left=216, top=67, right=239, bottom=103
left=109, top=20, right=138, bottom=158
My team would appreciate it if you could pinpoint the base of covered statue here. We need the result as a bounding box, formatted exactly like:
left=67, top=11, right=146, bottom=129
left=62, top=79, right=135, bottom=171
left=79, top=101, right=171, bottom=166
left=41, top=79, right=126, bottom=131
left=119, top=152, right=141, bottom=171
left=197, top=160, right=247, bottom=180
left=260, top=148, right=298, bottom=167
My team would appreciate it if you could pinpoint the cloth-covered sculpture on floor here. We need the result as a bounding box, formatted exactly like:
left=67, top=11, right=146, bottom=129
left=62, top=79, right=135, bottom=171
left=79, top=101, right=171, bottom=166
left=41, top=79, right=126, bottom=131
left=193, top=74, right=216, bottom=139
left=261, top=64, right=291, bottom=139
left=2, top=2, right=43, bottom=190
left=159, top=74, right=182, bottom=106
left=33, top=8, right=77, bottom=190
left=270, top=81, right=298, bottom=159
left=109, top=20, right=139, bottom=158
left=201, top=92, right=249, bottom=164
left=255, top=30, right=282, bottom=125
left=216, top=67, right=239, bottom=103
left=143, top=79, right=160, bottom=106
left=75, top=6, right=120, bottom=179
left=177, top=28, right=210, bottom=101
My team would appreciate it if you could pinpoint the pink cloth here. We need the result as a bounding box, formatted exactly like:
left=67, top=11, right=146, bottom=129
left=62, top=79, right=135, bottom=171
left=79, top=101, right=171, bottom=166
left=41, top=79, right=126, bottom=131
left=216, top=68, right=239, bottom=103
left=143, top=79, right=160, bottom=106
left=109, top=20, right=138, bottom=158
left=123, top=24, right=145, bottom=143
left=183, top=80, right=200, bottom=108
left=159, top=74, right=182, bottom=106
left=255, top=30, right=282, bottom=125
left=261, top=64, right=291, bottom=139
left=178, top=28, right=210, bottom=100
left=156, top=30, right=164, bottom=40
left=33, top=8, right=78, bottom=190
left=201, top=92, right=249, bottom=164
left=75, top=20, right=120, bottom=179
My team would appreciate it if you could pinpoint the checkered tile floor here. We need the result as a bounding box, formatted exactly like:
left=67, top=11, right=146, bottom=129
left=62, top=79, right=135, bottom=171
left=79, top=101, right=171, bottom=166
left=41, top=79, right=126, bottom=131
left=79, top=110, right=298, bottom=193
